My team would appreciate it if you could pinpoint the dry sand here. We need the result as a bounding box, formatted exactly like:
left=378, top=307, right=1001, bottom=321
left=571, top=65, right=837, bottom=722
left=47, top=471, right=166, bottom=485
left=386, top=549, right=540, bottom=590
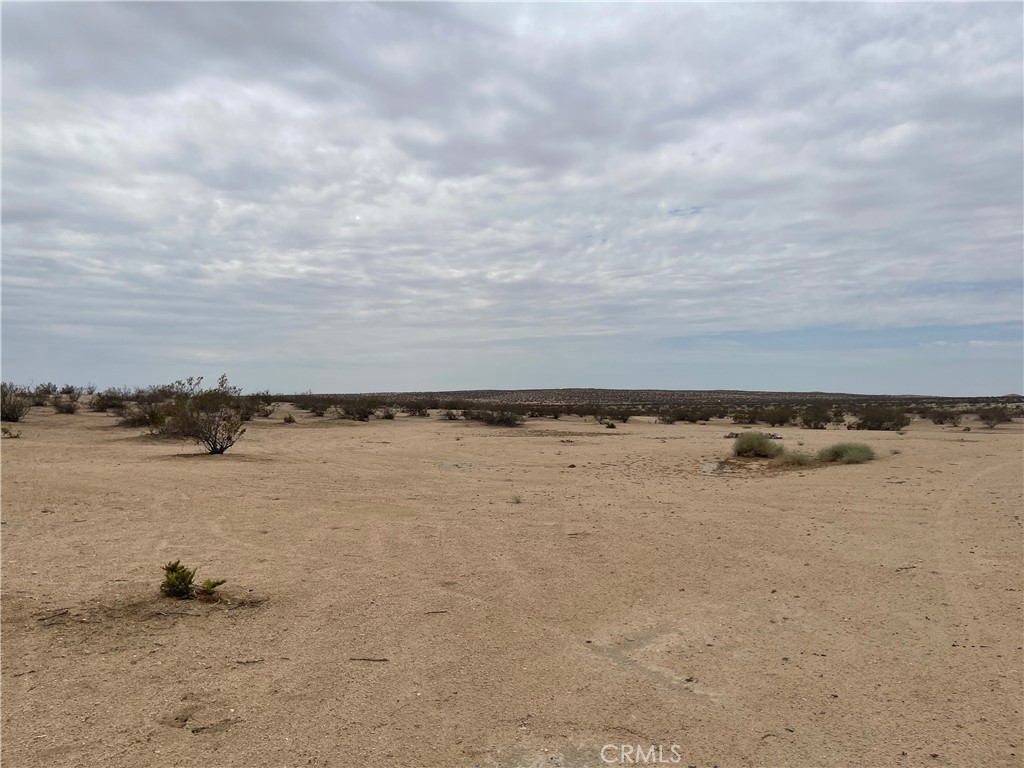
left=2, top=407, right=1022, bottom=767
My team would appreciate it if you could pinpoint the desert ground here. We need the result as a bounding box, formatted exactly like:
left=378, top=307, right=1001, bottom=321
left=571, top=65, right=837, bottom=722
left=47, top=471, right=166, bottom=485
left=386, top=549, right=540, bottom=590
left=2, top=406, right=1022, bottom=767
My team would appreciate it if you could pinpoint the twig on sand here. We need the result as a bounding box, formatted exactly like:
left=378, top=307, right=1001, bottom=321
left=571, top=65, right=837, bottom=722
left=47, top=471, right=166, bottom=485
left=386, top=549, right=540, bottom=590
left=424, top=610, right=449, bottom=615
left=35, top=609, right=69, bottom=622
left=348, top=657, right=389, bottom=662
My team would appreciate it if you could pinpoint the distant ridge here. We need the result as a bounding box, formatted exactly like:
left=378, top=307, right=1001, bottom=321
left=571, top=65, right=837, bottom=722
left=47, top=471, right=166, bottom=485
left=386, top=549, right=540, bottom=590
left=323, top=388, right=1021, bottom=407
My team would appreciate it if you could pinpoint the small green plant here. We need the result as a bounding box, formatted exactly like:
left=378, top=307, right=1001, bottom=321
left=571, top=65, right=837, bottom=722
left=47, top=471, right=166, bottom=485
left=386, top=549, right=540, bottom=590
left=196, top=578, right=227, bottom=599
left=733, top=431, right=783, bottom=458
left=160, top=560, right=225, bottom=600
left=160, top=560, right=197, bottom=599
left=818, top=443, right=875, bottom=464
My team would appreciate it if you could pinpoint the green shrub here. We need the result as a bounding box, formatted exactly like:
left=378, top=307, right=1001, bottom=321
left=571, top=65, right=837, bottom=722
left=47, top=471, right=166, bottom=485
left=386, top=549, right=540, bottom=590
left=160, top=560, right=198, bottom=599
left=763, top=405, right=796, bottom=427
left=977, top=406, right=1012, bottom=429
left=818, top=443, right=875, bottom=464
left=733, top=431, right=783, bottom=458
left=91, top=387, right=130, bottom=412
left=851, top=405, right=910, bottom=431
left=51, top=396, right=79, bottom=414
left=799, top=403, right=831, bottom=429
left=1, top=383, right=30, bottom=422
left=170, top=375, right=247, bottom=454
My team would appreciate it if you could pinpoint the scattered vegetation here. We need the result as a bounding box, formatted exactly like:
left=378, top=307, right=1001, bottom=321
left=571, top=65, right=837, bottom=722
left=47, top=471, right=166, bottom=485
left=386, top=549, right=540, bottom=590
left=1, top=383, right=30, bottom=423
left=733, top=431, right=784, bottom=458
left=850, top=405, right=910, bottom=432
left=1, top=426, right=22, bottom=439
left=282, top=412, right=296, bottom=424
left=818, top=443, right=875, bottom=464
left=977, top=405, right=1012, bottom=429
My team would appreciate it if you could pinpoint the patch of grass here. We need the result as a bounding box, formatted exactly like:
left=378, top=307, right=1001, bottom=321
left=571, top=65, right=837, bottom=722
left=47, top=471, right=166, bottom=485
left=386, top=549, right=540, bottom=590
left=733, top=431, right=783, bottom=458
left=772, top=450, right=816, bottom=467
left=818, top=443, right=875, bottom=464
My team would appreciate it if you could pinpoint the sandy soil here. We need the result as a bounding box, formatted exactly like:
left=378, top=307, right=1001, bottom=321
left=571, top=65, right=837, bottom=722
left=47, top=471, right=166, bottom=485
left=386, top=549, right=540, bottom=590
left=2, top=407, right=1022, bottom=768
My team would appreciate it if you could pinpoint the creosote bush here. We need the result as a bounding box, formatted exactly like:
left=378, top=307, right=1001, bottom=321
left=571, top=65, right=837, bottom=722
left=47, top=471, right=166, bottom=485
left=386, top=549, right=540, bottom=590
left=1, top=383, right=30, bottom=423
left=51, top=396, right=79, bottom=414
left=818, top=443, right=875, bottom=464
left=733, top=431, right=783, bottom=458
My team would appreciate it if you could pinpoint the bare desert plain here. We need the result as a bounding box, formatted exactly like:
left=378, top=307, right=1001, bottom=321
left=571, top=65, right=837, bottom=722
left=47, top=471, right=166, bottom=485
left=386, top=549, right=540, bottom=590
left=2, top=405, right=1022, bottom=768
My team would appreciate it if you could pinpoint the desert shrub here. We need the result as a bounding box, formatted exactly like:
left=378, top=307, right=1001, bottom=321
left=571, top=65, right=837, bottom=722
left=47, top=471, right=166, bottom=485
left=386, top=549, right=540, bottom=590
left=606, top=422, right=616, bottom=429
left=247, top=392, right=277, bottom=418
left=440, top=409, right=461, bottom=421
left=160, top=560, right=197, bottom=599
left=831, top=406, right=847, bottom=426
left=58, top=385, right=81, bottom=403
left=282, top=413, right=296, bottom=424
left=2, top=426, right=22, bottom=439
left=378, top=407, right=396, bottom=420
left=169, top=375, right=247, bottom=454
left=465, top=409, right=523, bottom=427
left=401, top=402, right=430, bottom=417
left=1, top=383, right=30, bottom=422
left=50, top=396, right=79, bottom=414
left=91, top=387, right=130, bottom=412
left=763, top=406, right=796, bottom=427
left=977, top=406, right=1012, bottom=429
left=116, top=400, right=169, bottom=432
left=30, top=382, right=57, bottom=406
left=799, top=403, right=831, bottom=429
left=733, top=431, right=783, bottom=458
left=84, top=383, right=97, bottom=395
left=930, top=409, right=963, bottom=426
left=851, top=405, right=910, bottom=431
left=732, top=406, right=763, bottom=425
left=773, top=450, right=816, bottom=467
left=332, top=397, right=377, bottom=422
left=656, top=411, right=679, bottom=425
left=818, top=443, right=875, bottom=464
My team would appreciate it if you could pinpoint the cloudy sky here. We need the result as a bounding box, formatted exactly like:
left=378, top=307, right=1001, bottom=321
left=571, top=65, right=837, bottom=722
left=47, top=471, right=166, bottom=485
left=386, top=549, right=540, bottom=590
left=3, top=3, right=1021, bottom=396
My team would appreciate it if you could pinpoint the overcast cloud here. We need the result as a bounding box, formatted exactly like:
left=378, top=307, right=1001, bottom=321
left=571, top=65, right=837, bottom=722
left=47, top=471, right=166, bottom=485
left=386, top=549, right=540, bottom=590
left=3, top=2, right=1021, bottom=395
